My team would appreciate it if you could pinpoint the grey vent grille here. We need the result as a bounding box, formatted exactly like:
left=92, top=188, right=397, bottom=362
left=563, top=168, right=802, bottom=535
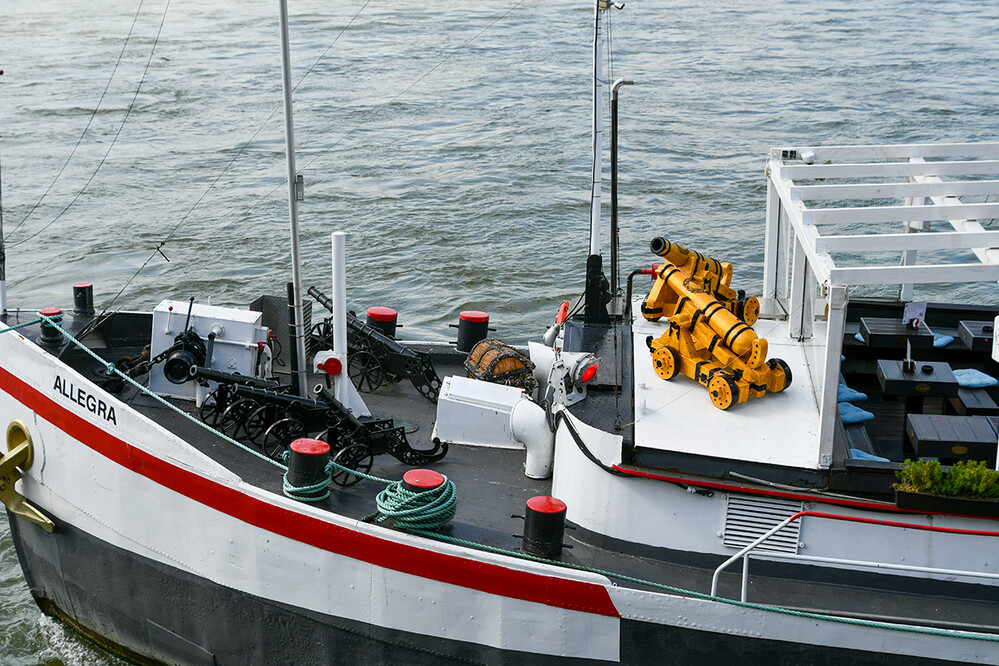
left=723, top=495, right=803, bottom=554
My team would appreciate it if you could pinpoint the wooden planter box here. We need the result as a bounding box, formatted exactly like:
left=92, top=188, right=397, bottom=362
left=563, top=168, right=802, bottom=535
left=895, top=490, right=999, bottom=519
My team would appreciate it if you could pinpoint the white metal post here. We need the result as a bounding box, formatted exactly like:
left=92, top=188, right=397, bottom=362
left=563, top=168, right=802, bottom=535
left=331, top=232, right=348, bottom=404
left=278, top=0, right=308, bottom=396
left=818, top=285, right=848, bottom=468
left=788, top=235, right=809, bottom=339
left=588, top=0, right=604, bottom=256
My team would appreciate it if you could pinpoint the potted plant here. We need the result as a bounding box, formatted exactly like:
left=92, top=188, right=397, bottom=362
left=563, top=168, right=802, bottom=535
left=894, top=459, right=999, bottom=518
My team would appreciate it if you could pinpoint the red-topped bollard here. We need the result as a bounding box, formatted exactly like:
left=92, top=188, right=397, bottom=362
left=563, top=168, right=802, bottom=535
left=455, top=310, right=490, bottom=353
left=522, top=496, right=567, bottom=559
left=401, top=468, right=445, bottom=493
left=39, top=307, right=64, bottom=347
left=366, top=306, right=398, bottom=338
left=73, top=282, right=95, bottom=315
left=286, top=438, right=331, bottom=502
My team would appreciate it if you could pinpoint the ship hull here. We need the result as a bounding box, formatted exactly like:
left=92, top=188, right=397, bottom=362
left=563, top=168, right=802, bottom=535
left=1, top=330, right=996, bottom=665
left=10, top=509, right=972, bottom=666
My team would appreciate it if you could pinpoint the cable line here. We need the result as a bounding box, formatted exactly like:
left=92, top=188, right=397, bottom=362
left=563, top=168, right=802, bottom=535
left=99, top=0, right=373, bottom=315
left=10, top=0, right=172, bottom=250
left=5, top=0, right=146, bottom=241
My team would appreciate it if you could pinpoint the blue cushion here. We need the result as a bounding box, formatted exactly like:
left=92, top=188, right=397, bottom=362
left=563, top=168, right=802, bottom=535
left=854, top=332, right=865, bottom=343
left=953, top=368, right=998, bottom=388
left=838, top=384, right=867, bottom=402
left=849, top=448, right=890, bottom=462
left=932, top=333, right=954, bottom=348
left=838, top=402, right=875, bottom=424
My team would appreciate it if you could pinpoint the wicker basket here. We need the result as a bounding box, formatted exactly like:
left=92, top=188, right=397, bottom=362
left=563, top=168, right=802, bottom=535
left=464, top=339, right=537, bottom=394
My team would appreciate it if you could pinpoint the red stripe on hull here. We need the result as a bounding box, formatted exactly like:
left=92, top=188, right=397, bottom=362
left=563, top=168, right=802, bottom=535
left=0, top=364, right=619, bottom=618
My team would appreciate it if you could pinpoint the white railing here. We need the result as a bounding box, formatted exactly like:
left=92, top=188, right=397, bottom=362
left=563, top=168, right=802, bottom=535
left=710, top=510, right=999, bottom=603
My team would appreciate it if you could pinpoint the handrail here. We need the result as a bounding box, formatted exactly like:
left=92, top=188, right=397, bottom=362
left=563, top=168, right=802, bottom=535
left=711, top=510, right=999, bottom=601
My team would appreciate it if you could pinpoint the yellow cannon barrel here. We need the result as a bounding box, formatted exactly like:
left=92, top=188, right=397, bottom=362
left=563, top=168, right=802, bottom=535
left=660, top=265, right=758, bottom=356
left=650, top=237, right=724, bottom=278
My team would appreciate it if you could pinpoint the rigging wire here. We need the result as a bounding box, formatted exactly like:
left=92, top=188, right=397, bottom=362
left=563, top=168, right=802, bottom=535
left=97, top=0, right=374, bottom=316
left=10, top=0, right=172, bottom=250
left=210, top=0, right=534, bottom=239
left=4, top=0, right=146, bottom=242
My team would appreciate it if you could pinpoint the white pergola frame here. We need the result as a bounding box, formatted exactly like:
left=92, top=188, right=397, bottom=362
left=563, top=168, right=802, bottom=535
left=761, top=142, right=999, bottom=467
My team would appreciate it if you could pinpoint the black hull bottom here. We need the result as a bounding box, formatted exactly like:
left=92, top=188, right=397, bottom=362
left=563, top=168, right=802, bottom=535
left=8, top=510, right=963, bottom=665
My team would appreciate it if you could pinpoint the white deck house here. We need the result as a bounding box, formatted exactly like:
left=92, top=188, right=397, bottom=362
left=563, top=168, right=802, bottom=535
left=635, top=142, right=999, bottom=470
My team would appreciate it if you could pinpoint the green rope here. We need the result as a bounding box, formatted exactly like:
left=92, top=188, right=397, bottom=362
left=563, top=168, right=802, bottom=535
left=370, top=475, right=457, bottom=532
left=0, top=317, right=45, bottom=332
left=33, top=313, right=286, bottom=470
left=11, top=316, right=999, bottom=642
left=280, top=450, right=332, bottom=502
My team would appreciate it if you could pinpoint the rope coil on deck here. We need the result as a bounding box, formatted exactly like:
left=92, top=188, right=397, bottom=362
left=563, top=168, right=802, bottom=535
left=371, top=476, right=457, bottom=533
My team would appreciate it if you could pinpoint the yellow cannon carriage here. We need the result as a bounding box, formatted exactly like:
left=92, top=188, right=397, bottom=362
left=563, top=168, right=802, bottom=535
left=641, top=237, right=790, bottom=410
left=641, top=237, right=760, bottom=326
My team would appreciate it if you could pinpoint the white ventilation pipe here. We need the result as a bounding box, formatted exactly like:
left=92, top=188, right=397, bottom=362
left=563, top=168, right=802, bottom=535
left=511, top=398, right=555, bottom=479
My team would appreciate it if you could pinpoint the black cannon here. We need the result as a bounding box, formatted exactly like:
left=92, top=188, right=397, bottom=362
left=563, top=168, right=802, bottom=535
left=224, top=384, right=447, bottom=486
left=306, top=286, right=442, bottom=402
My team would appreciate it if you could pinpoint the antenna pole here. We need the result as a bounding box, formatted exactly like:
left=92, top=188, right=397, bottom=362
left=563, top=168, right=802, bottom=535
left=587, top=0, right=605, bottom=257
left=278, top=0, right=308, bottom=396
left=0, top=139, right=7, bottom=316
left=610, top=78, right=633, bottom=305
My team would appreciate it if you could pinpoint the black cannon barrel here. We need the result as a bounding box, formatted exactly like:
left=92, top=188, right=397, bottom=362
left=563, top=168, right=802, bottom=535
left=307, top=286, right=334, bottom=314
left=234, top=385, right=324, bottom=408
left=190, top=366, right=283, bottom=390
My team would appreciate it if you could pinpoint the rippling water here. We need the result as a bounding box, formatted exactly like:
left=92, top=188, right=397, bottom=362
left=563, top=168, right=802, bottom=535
left=1, top=0, right=998, bottom=661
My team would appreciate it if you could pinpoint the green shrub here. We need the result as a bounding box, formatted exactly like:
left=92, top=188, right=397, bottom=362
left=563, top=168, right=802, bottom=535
left=895, top=459, right=943, bottom=494
left=895, top=458, right=999, bottom=499
left=940, top=461, right=999, bottom=499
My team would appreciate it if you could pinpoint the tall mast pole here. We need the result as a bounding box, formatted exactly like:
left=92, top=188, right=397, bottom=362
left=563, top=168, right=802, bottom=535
left=278, top=0, right=308, bottom=395
left=1, top=139, right=7, bottom=316
left=588, top=0, right=606, bottom=257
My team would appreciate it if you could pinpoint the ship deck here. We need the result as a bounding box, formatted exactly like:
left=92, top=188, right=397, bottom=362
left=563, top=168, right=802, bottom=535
left=6, top=307, right=996, bottom=639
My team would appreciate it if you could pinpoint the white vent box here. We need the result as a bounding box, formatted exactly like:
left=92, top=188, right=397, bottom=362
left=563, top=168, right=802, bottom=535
left=432, top=376, right=527, bottom=449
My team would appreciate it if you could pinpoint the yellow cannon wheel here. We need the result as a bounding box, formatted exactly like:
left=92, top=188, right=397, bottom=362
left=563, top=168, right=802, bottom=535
left=653, top=347, right=680, bottom=380
left=767, top=358, right=792, bottom=392
left=708, top=374, right=739, bottom=410
left=740, top=296, right=760, bottom=326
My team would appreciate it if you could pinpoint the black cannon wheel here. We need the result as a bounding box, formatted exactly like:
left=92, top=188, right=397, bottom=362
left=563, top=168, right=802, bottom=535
left=220, top=399, right=258, bottom=439
left=348, top=351, right=385, bottom=393
left=200, top=388, right=226, bottom=426
left=330, top=444, right=374, bottom=488
left=244, top=405, right=274, bottom=445
left=261, top=418, right=306, bottom=460
left=309, top=320, right=335, bottom=353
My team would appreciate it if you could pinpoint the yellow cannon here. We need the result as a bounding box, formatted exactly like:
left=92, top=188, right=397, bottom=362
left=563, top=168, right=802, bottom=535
left=642, top=237, right=759, bottom=326
left=642, top=238, right=790, bottom=410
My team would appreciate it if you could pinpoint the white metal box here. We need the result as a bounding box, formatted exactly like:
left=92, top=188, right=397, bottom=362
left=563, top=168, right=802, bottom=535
left=148, top=300, right=269, bottom=400
left=432, top=376, right=526, bottom=449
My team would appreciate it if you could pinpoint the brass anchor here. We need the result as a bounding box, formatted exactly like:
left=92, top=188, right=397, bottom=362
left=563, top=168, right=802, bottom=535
left=2, top=420, right=55, bottom=533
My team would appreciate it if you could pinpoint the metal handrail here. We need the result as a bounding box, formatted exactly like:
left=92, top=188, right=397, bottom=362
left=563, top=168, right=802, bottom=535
left=711, top=510, right=999, bottom=602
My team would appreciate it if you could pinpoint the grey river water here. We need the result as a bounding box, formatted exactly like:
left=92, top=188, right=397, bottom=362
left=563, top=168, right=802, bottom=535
left=1, top=0, right=998, bottom=662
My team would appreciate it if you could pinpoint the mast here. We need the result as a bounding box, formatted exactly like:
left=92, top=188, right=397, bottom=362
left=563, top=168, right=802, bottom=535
left=1, top=139, right=7, bottom=316
left=278, top=0, right=308, bottom=395
left=588, top=0, right=606, bottom=256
